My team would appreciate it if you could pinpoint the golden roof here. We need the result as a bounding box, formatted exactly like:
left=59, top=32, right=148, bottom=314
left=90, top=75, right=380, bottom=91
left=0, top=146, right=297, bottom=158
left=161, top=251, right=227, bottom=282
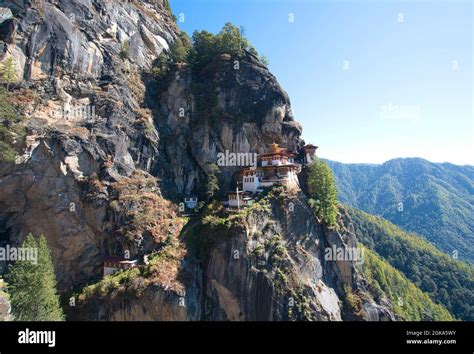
left=271, top=142, right=279, bottom=153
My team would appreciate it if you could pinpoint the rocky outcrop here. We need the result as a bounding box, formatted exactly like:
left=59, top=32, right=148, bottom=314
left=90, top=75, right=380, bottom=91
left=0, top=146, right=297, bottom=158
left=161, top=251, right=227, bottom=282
left=0, top=0, right=180, bottom=291
left=68, top=240, right=202, bottom=321
left=198, top=189, right=392, bottom=321
left=203, top=192, right=344, bottom=321
left=146, top=51, right=302, bottom=199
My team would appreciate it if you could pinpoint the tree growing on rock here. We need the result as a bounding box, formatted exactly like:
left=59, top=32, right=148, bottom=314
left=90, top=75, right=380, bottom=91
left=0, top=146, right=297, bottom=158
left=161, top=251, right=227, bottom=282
left=206, top=164, right=220, bottom=200
left=216, top=22, right=249, bottom=56
left=1, top=58, right=17, bottom=91
left=5, top=234, right=64, bottom=321
left=0, top=87, right=23, bottom=162
left=171, top=31, right=192, bottom=63
left=307, top=159, right=338, bottom=227
left=260, top=54, right=269, bottom=66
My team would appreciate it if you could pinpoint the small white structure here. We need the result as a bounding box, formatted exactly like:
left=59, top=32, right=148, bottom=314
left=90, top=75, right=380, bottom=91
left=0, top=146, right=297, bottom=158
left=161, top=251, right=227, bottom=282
left=103, top=256, right=138, bottom=277
left=184, top=195, right=198, bottom=210
left=227, top=189, right=254, bottom=209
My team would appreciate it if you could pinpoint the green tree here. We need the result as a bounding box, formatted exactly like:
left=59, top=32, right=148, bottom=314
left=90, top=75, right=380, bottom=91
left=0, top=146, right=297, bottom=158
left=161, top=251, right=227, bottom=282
left=1, top=58, right=17, bottom=91
left=150, top=51, right=171, bottom=78
left=191, top=30, right=217, bottom=64
left=248, top=46, right=258, bottom=57
left=206, top=164, right=220, bottom=200
left=5, top=234, right=64, bottom=321
left=216, top=22, right=248, bottom=56
left=260, top=54, right=269, bottom=66
left=307, top=159, right=338, bottom=227
left=0, top=88, right=23, bottom=162
left=171, top=32, right=192, bottom=63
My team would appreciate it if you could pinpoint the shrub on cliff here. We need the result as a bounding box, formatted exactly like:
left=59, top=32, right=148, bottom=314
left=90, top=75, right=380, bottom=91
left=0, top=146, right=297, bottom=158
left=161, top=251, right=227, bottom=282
left=206, top=163, right=220, bottom=200
left=0, top=58, right=17, bottom=91
left=151, top=23, right=257, bottom=78
left=0, top=88, right=24, bottom=162
left=307, top=159, right=338, bottom=227
left=5, top=234, right=64, bottom=321
left=171, top=32, right=192, bottom=63
left=191, top=22, right=251, bottom=69
left=150, top=32, right=192, bottom=78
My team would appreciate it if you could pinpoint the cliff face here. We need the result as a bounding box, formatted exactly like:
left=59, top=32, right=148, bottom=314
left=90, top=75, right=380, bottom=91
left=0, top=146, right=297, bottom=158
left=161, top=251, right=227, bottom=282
left=0, top=0, right=394, bottom=321
left=203, top=192, right=346, bottom=321
left=145, top=51, right=302, bottom=199
left=0, top=0, right=180, bottom=291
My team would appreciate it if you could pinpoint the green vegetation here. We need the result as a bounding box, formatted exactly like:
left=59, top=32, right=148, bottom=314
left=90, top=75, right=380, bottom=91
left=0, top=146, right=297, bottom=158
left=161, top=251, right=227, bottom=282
left=190, top=22, right=250, bottom=67
left=1, top=58, right=17, bottom=91
left=171, top=31, right=192, bottom=63
left=326, top=158, right=474, bottom=261
left=0, top=87, right=23, bottom=162
left=343, top=285, right=364, bottom=315
left=206, top=163, right=220, bottom=200
left=150, top=22, right=264, bottom=78
left=349, top=207, right=474, bottom=320
left=78, top=241, right=187, bottom=300
left=80, top=266, right=141, bottom=299
left=259, top=54, right=269, bottom=66
left=5, top=234, right=64, bottom=321
left=360, top=244, right=453, bottom=321
left=184, top=201, right=233, bottom=261
left=163, top=0, right=172, bottom=16
left=307, top=159, right=338, bottom=227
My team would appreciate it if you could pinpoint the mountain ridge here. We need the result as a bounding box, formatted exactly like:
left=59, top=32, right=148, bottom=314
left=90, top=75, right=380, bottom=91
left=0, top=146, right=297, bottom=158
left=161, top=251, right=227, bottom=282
left=325, top=157, right=474, bottom=262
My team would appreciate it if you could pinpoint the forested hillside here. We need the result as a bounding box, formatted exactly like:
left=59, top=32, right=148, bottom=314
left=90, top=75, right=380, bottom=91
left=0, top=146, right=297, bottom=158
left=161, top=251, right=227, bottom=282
left=349, top=207, right=474, bottom=321
left=327, top=158, right=474, bottom=262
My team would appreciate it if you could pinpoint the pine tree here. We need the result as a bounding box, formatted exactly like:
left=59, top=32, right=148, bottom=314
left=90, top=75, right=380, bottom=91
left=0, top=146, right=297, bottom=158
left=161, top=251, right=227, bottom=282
left=170, top=32, right=192, bottom=63
left=260, top=54, right=269, bottom=66
left=5, top=234, right=64, bottom=321
left=206, top=164, right=220, bottom=200
left=1, top=58, right=17, bottom=91
left=0, top=87, right=24, bottom=162
left=307, top=159, right=338, bottom=227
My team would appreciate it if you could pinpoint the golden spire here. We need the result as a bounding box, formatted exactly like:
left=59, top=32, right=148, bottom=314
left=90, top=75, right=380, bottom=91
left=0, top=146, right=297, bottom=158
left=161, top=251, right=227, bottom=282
left=271, top=142, right=279, bottom=153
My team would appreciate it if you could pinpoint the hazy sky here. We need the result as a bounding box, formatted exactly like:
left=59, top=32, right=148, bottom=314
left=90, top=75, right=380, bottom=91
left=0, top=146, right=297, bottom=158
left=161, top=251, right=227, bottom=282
left=170, top=0, right=473, bottom=165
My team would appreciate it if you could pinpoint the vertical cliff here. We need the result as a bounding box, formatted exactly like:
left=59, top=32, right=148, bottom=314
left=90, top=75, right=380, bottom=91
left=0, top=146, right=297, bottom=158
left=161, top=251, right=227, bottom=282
left=0, top=0, right=180, bottom=291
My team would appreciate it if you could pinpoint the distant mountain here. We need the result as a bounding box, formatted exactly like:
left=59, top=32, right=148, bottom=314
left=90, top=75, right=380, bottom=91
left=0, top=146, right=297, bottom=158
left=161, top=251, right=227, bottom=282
left=326, top=158, right=474, bottom=262
left=348, top=207, right=474, bottom=321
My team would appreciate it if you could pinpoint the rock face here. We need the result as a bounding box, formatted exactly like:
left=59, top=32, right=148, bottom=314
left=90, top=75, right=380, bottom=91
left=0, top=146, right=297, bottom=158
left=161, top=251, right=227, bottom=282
left=146, top=51, right=302, bottom=199
left=203, top=192, right=347, bottom=321
left=0, top=0, right=180, bottom=291
left=0, top=0, right=394, bottom=321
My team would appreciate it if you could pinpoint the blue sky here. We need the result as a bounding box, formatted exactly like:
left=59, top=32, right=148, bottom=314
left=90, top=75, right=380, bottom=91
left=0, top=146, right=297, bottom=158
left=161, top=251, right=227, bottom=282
left=169, top=0, right=473, bottom=165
